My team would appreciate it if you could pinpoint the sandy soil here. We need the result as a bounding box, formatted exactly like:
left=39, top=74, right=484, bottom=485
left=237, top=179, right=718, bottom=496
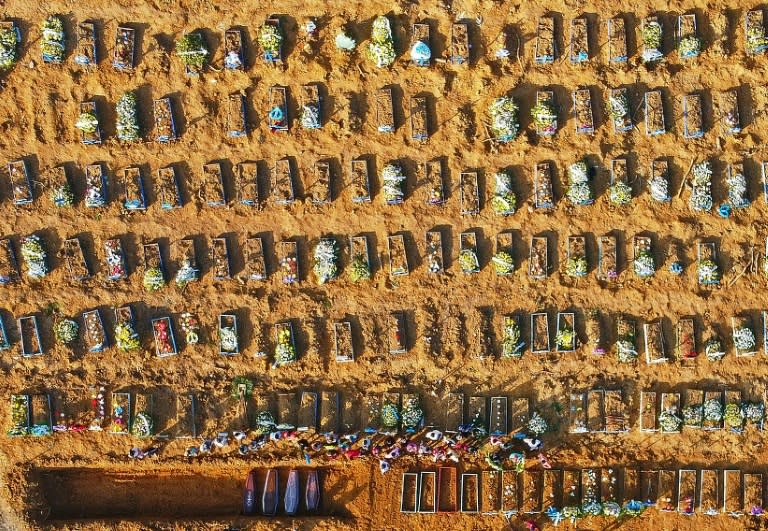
left=1, top=0, right=768, bottom=529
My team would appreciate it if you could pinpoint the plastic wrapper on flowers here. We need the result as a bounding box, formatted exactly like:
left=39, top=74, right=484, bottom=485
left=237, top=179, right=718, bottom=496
left=458, top=249, right=479, bottom=273
left=488, top=97, right=519, bottom=142
left=689, top=161, right=713, bottom=212
left=607, top=93, right=630, bottom=129
left=658, top=409, right=682, bottom=432
left=401, top=398, right=423, bottom=432
left=609, top=181, right=632, bottom=206
left=527, top=411, right=547, bottom=435
left=175, top=259, right=199, bottom=288
left=616, top=336, right=638, bottom=362
left=491, top=251, right=513, bottom=275
left=649, top=174, right=670, bottom=202
left=131, top=412, right=153, bottom=438
left=313, top=239, right=338, bottom=284
left=641, top=21, right=663, bottom=63
left=565, top=256, right=587, bottom=277
left=726, top=169, right=750, bottom=208
left=367, top=16, right=395, bottom=67
left=41, top=16, right=65, bottom=63
left=348, top=254, right=371, bottom=282
left=21, top=235, right=48, bottom=278
left=0, top=24, right=19, bottom=70
left=682, top=404, right=702, bottom=427
left=490, top=171, right=516, bottom=215
left=733, top=326, right=756, bottom=352
left=678, top=36, right=701, bottom=58
left=175, top=33, right=208, bottom=71
left=220, top=326, right=238, bottom=353
left=724, top=403, right=745, bottom=431
left=530, top=100, right=557, bottom=134
left=704, top=337, right=725, bottom=361
left=703, top=399, right=723, bottom=424
left=116, top=92, right=140, bottom=142
left=380, top=402, right=399, bottom=430
left=301, top=103, right=321, bottom=129
left=51, top=180, right=74, bottom=207
left=259, top=24, right=282, bottom=60
left=273, top=328, right=297, bottom=367
left=54, top=318, right=79, bottom=345
left=114, top=322, right=140, bottom=351
left=633, top=252, right=655, bottom=278
left=76, top=112, right=99, bottom=134
left=556, top=328, right=575, bottom=350
left=566, top=162, right=593, bottom=206
left=381, top=164, right=405, bottom=205
left=501, top=317, right=524, bottom=358
left=697, top=259, right=720, bottom=284
left=143, top=267, right=165, bottom=292
left=743, top=402, right=764, bottom=425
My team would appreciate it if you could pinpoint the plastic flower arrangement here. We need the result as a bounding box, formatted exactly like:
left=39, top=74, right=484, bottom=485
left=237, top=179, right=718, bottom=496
left=175, top=33, right=208, bottom=71
left=556, top=327, right=575, bottom=350
left=349, top=254, right=371, bottom=282
left=114, top=322, right=140, bottom=351
left=410, top=39, right=430, bottom=65
left=633, top=251, right=655, bottom=278
left=697, top=258, right=720, bottom=284
left=747, top=26, right=768, bottom=54
left=116, top=92, right=140, bottom=142
left=131, top=412, right=153, bottom=438
left=607, top=92, right=629, bottom=126
left=111, top=402, right=129, bottom=434
left=8, top=395, right=28, bottom=436
left=273, top=327, right=296, bottom=366
left=565, top=256, right=588, bottom=277
left=259, top=24, right=282, bottom=59
left=531, top=100, right=557, bottom=133
left=488, top=97, right=519, bottom=142
left=490, top=171, right=516, bottom=215
left=313, top=239, right=338, bottom=284
left=724, top=403, right=744, bottom=430
left=609, top=181, right=632, bottom=205
left=743, top=402, right=764, bottom=425
left=175, top=259, right=199, bottom=288
left=0, top=24, right=18, bottom=69
left=641, top=20, right=663, bottom=63
left=704, top=337, right=725, bottom=361
left=527, top=411, right=548, bottom=435
left=678, top=35, right=701, bottom=58
left=566, top=161, right=593, bottom=206
left=335, top=32, right=356, bottom=51
left=616, top=332, right=638, bottom=362
left=54, top=318, right=79, bottom=345
left=401, top=398, right=423, bottom=431
left=726, top=168, right=749, bottom=208
left=703, top=399, right=723, bottom=424
left=75, top=111, right=99, bottom=134
left=733, top=326, right=756, bottom=352
left=21, top=235, right=48, bottom=278
left=301, top=101, right=321, bottom=129
left=367, top=16, right=395, bottom=68
left=491, top=251, right=514, bottom=275
left=649, top=172, right=670, bottom=202
left=143, top=267, right=165, bottom=291
left=380, top=401, right=399, bottom=430
left=682, top=404, right=702, bottom=426
left=51, top=179, right=74, bottom=207
left=255, top=411, right=275, bottom=434
left=220, top=325, right=238, bottom=353
left=501, top=317, right=523, bottom=358
left=458, top=249, right=480, bottom=273
left=689, top=161, right=713, bottom=212
left=381, top=163, right=405, bottom=205
left=658, top=409, right=682, bottom=432
left=179, top=313, right=200, bottom=344
left=41, top=16, right=65, bottom=63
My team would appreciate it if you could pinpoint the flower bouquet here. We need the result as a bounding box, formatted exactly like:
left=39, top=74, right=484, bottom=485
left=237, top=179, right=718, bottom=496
left=21, top=235, right=48, bottom=278
left=380, top=401, right=400, bottom=431
left=41, top=16, right=65, bottom=63
left=401, top=398, right=423, bottom=432
left=152, top=318, right=176, bottom=356
left=259, top=23, right=283, bottom=61
left=689, top=161, right=713, bottom=212
left=633, top=251, right=655, bottom=278
left=704, top=337, right=725, bottom=361
left=641, top=20, right=663, bottom=63
left=0, top=24, right=19, bottom=70
left=566, top=161, right=593, bottom=206
left=175, top=258, right=199, bottom=288
left=381, top=163, right=405, bottom=205
left=254, top=410, right=276, bottom=435
left=143, top=267, right=165, bottom=291
left=76, top=111, right=98, bottom=135
left=726, top=167, right=750, bottom=208
left=111, top=401, right=129, bottom=434
left=743, top=402, right=764, bottom=426
left=220, top=323, right=238, bottom=354
left=724, top=403, right=744, bottom=431
left=51, top=179, right=73, bottom=207
left=682, top=404, right=703, bottom=427
left=607, top=92, right=630, bottom=131
left=301, top=101, right=321, bottom=129
left=747, top=25, right=768, bottom=54
left=490, top=171, right=516, bottom=215
left=616, top=331, right=638, bottom=362
left=697, top=258, right=720, bottom=284
left=54, top=318, right=79, bottom=345
left=175, top=33, right=208, bottom=73
left=501, top=316, right=524, bottom=358
left=581, top=469, right=602, bottom=516
left=527, top=411, right=548, bottom=435
left=367, top=16, right=395, bottom=68
left=313, top=239, right=338, bottom=284
left=131, top=412, right=153, bottom=438
left=114, top=321, right=140, bottom=351
left=678, top=36, right=701, bottom=58
left=658, top=409, right=682, bottom=432
left=179, top=313, right=200, bottom=344
left=702, top=399, right=723, bottom=429
left=556, top=326, right=575, bottom=351
left=491, top=251, right=514, bottom=275
left=531, top=100, right=557, bottom=134
left=733, top=325, right=756, bottom=352
left=488, top=97, right=519, bottom=142
left=649, top=173, right=670, bottom=202
left=349, top=254, right=371, bottom=281
left=116, top=92, right=140, bottom=142
left=274, top=325, right=297, bottom=366
left=8, top=395, right=29, bottom=436
left=565, top=255, right=587, bottom=277
left=335, top=32, right=356, bottom=52
left=459, top=249, right=480, bottom=274
left=609, top=181, right=632, bottom=205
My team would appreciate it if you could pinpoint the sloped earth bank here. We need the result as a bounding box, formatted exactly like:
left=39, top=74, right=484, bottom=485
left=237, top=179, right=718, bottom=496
left=0, top=0, right=768, bottom=529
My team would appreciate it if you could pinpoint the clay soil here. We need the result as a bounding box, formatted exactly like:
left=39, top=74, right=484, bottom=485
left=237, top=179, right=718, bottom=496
left=2, top=0, right=768, bottom=530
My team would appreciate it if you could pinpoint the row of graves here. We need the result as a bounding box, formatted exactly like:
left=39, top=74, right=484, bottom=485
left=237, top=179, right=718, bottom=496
left=0, top=224, right=750, bottom=288
left=399, top=466, right=766, bottom=519
left=66, top=83, right=748, bottom=144
left=5, top=156, right=762, bottom=216
left=3, top=10, right=768, bottom=75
